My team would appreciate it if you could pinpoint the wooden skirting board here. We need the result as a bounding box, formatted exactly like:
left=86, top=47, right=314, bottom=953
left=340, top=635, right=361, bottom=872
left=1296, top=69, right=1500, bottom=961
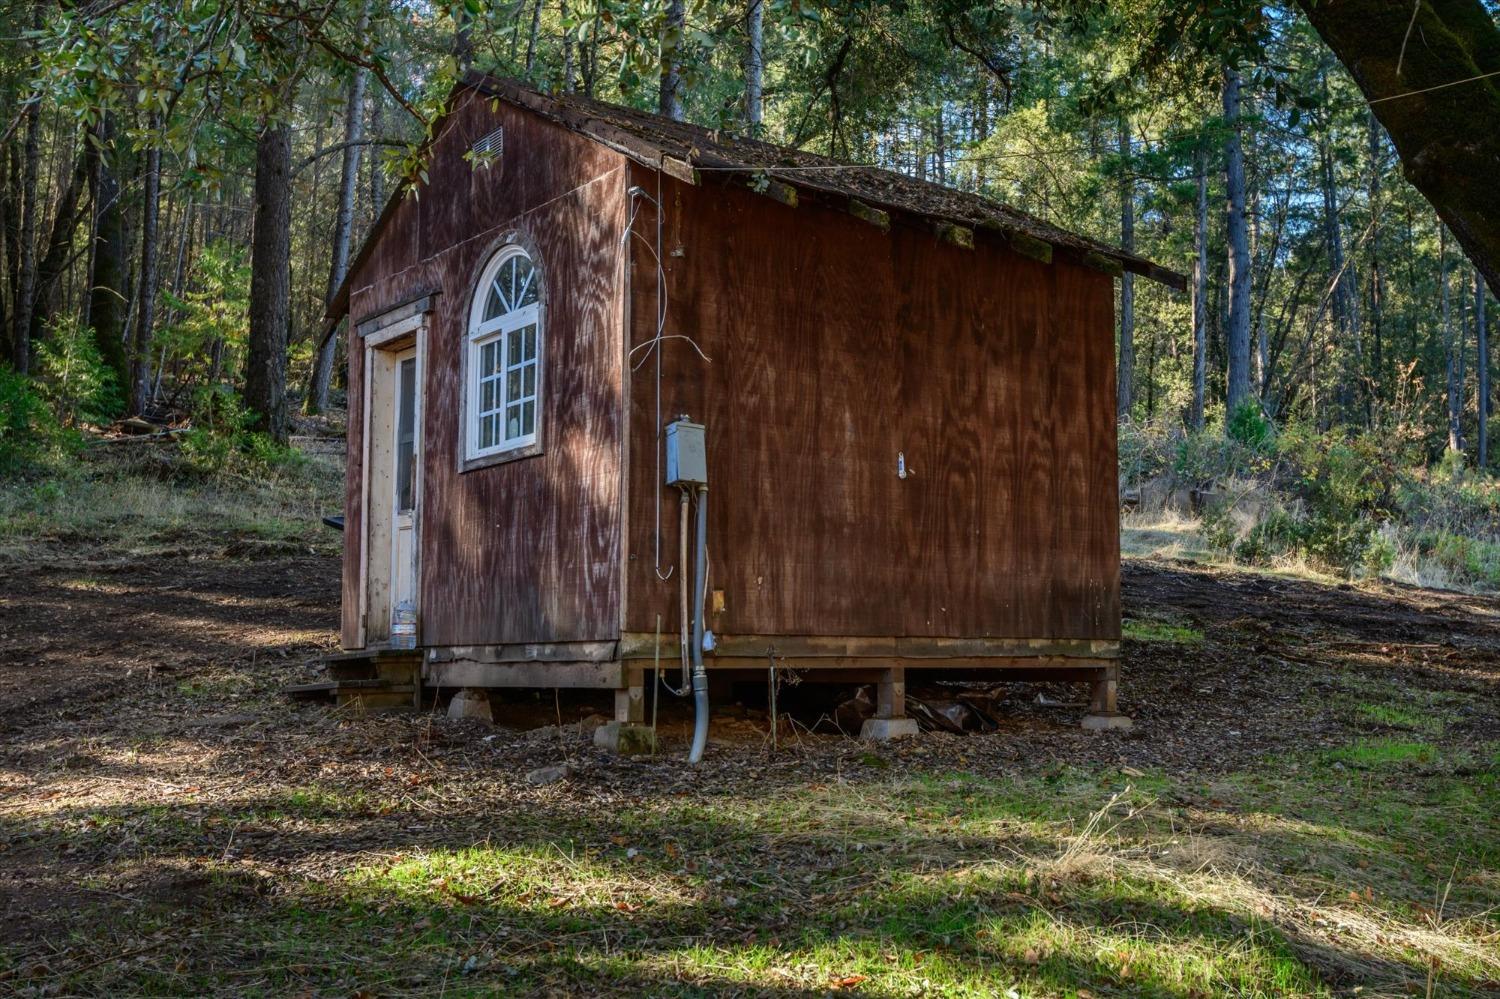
left=418, top=634, right=1119, bottom=689
left=425, top=659, right=625, bottom=689
left=617, top=633, right=1120, bottom=662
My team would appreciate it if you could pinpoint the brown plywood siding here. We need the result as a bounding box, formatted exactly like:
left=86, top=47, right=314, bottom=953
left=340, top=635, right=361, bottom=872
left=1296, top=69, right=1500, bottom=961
left=342, top=88, right=627, bottom=648
left=624, top=166, right=1119, bottom=641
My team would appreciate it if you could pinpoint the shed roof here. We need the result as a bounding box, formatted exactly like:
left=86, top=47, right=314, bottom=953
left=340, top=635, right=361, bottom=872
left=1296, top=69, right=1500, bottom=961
left=328, top=73, right=1184, bottom=324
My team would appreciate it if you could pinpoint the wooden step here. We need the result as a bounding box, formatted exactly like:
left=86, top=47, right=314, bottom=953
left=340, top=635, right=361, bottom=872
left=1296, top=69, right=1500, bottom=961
left=285, top=675, right=419, bottom=712
left=322, top=649, right=422, bottom=683
left=286, top=681, right=339, bottom=701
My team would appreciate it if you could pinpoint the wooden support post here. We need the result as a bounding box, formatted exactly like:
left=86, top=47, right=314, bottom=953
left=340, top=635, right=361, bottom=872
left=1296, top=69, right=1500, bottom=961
left=1089, top=664, right=1117, bottom=714
left=596, top=664, right=655, bottom=754
left=862, top=665, right=917, bottom=741
left=1082, top=663, right=1132, bottom=731
left=615, top=664, right=645, bottom=724
left=875, top=665, right=906, bottom=719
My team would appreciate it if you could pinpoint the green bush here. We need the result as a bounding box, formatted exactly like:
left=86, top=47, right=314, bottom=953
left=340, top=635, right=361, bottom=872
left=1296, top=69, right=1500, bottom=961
left=34, top=316, right=123, bottom=427
left=0, top=366, right=75, bottom=475
left=179, top=386, right=304, bottom=476
left=1226, top=401, right=1274, bottom=449
left=1361, top=528, right=1398, bottom=577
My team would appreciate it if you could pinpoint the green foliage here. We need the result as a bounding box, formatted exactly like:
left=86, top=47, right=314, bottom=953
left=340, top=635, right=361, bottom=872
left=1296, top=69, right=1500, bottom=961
left=177, top=385, right=304, bottom=477
left=158, top=240, right=251, bottom=393
left=1226, top=402, right=1273, bottom=449
left=34, top=316, right=123, bottom=427
left=0, top=366, right=79, bottom=475
left=1176, top=412, right=1500, bottom=589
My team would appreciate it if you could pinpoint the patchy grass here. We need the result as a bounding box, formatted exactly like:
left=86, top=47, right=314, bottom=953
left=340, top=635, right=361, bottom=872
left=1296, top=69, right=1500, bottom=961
left=1122, top=618, right=1205, bottom=644
left=1323, top=738, right=1442, bottom=768
left=5, top=740, right=1496, bottom=996
left=1121, top=508, right=1210, bottom=560
left=0, top=439, right=342, bottom=563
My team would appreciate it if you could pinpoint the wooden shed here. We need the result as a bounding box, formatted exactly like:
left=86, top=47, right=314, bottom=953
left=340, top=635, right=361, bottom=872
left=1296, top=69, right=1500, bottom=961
left=322, top=72, right=1183, bottom=752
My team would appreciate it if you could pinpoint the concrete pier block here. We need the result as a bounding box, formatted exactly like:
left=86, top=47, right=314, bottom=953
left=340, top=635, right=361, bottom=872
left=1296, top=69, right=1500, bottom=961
left=447, top=688, right=493, bottom=723
left=1081, top=712, right=1133, bottom=731
left=860, top=717, right=919, bottom=741
left=593, top=721, right=656, bottom=755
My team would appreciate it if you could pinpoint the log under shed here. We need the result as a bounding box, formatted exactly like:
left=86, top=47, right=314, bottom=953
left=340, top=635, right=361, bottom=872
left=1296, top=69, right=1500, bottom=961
left=317, top=72, right=1185, bottom=751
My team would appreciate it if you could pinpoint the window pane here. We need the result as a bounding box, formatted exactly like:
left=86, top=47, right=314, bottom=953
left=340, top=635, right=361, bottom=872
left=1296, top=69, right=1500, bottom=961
left=483, top=284, right=504, bottom=321
left=472, top=249, right=541, bottom=455
left=395, top=359, right=417, bottom=512
left=517, top=259, right=538, bottom=306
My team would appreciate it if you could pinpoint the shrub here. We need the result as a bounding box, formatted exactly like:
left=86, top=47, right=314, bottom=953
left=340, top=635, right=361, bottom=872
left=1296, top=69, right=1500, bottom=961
left=0, top=366, right=73, bottom=475
left=1226, top=401, right=1274, bottom=449
left=34, top=316, right=123, bottom=427
left=178, top=386, right=304, bottom=476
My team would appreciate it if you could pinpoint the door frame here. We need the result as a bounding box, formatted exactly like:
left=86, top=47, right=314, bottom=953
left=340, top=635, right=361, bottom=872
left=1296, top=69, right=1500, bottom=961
left=357, top=313, right=427, bottom=649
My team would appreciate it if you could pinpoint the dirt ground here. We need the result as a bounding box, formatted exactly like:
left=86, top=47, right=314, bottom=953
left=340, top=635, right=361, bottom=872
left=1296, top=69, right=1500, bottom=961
left=1, top=544, right=1498, bottom=993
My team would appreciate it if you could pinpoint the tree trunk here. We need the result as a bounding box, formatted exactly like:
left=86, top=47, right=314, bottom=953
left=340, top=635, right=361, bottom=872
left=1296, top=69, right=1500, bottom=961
left=1223, top=65, right=1253, bottom=422
left=1296, top=0, right=1500, bottom=301
left=745, top=0, right=763, bottom=129
left=453, top=0, right=474, bottom=70
left=1319, top=98, right=1362, bottom=423
left=369, top=94, right=386, bottom=211
left=1478, top=267, right=1489, bottom=468
left=659, top=0, right=685, bottom=120
left=524, top=0, right=543, bottom=78
left=307, top=16, right=370, bottom=416
left=87, top=115, right=129, bottom=387
left=1367, top=111, right=1384, bottom=406
left=561, top=0, right=575, bottom=92
left=1117, top=115, right=1134, bottom=422
left=11, top=90, right=40, bottom=374
left=246, top=122, right=292, bottom=444
left=1442, top=228, right=1463, bottom=453
left=129, top=128, right=161, bottom=416
left=29, top=152, right=89, bottom=347
left=1191, top=145, right=1209, bottom=431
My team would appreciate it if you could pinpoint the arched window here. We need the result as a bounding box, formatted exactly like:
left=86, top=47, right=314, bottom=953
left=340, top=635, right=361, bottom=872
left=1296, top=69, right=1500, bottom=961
left=467, top=245, right=540, bottom=460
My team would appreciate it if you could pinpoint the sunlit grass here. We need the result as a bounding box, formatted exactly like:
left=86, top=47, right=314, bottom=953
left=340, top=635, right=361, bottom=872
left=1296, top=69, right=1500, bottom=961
left=7, top=737, right=1498, bottom=996
left=0, top=446, right=342, bottom=561
left=1122, top=618, right=1205, bottom=644
left=1323, top=738, right=1440, bottom=768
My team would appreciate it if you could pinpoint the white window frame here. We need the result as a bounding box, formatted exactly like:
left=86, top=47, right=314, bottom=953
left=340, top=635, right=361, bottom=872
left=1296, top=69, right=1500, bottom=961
left=465, top=245, right=542, bottom=463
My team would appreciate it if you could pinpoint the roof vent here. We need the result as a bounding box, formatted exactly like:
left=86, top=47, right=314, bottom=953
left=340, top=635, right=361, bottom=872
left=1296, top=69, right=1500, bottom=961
left=471, top=127, right=504, bottom=163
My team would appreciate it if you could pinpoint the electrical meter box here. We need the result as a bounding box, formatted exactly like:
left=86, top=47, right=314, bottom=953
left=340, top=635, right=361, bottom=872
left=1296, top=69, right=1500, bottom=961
left=665, top=419, right=707, bottom=486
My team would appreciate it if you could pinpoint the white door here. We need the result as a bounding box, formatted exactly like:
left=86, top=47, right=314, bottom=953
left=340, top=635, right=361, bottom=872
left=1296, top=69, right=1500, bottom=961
left=390, top=349, right=420, bottom=632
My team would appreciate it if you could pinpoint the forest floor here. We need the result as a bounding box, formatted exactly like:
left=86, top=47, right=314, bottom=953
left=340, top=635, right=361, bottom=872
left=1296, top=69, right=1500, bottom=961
left=0, top=457, right=1498, bottom=997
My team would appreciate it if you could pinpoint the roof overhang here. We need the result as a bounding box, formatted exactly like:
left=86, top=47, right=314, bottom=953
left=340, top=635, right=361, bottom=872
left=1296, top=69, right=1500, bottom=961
left=325, top=74, right=1185, bottom=328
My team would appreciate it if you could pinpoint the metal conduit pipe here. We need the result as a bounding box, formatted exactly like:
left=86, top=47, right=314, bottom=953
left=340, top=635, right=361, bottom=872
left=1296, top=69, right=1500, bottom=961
left=657, top=488, right=691, bottom=697
left=687, top=485, right=711, bottom=764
